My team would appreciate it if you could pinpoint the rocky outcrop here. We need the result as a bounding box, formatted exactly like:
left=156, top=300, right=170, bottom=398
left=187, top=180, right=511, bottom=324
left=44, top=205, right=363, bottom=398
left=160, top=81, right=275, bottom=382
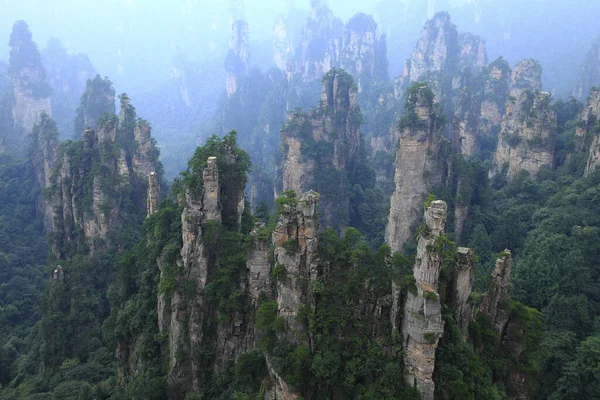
left=398, top=12, right=458, bottom=91
left=30, top=112, right=58, bottom=230
left=450, top=247, right=475, bottom=334
left=273, top=191, right=319, bottom=341
left=47, top=96, right=162, bottom=259
left=573, top=36, right=600, bottom=102
left=225, top=20, right=250, bottom=97
left=458, top=33, right=487, bottom=71
left=160, top=141, right=253, bottom=397
left=479, top=250, right=513, bottom=338
left=281, top=68, right=361, bottom=232
left=73, top=75, right=115, bottom=137
left=510, top=59, right=543, bottom=96
left=147, top=171, right=158, bottom=216
left=452, top=70, right=483, bottom=156
left=163, top=156, right=222, bottom=395
left=8, top=21, right=52, bottom=150
left=581, top=89, right=600, bottom=175
left=294, top=0, right=343, bottom=83
left=386, top=83, right=446, bottom=253
left=395, top=13, right=487, bottom=103
left=401, top=200, right=448, bottom=400
left=491, top=88, right=556, bottom=179
left=479, top=57, right=511, bottom=135
left=339, top=13, right=384, bottom=91
left=247, top=222, right=272, bottom=306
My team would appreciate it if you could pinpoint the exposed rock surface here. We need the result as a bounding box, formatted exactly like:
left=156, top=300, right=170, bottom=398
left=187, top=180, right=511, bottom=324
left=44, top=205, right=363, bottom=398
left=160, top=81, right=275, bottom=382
left=47, top=97, right=161, bottom=258
left=395, top=12, right=487, bottom=104
left=273, top=191, right=319, bottom=340
left=386, top=83, right=446, bottom=253
left=293, top=0, right=343, bottom=83
left=401, top=200, right=448, bottom=400
left=73, top=75, right=115, bottom=137
left=339, top=13, right=386, bottom=91
left=450, top=247, right=475, bottom=334
left=8, top=21, right=52, bottom=150
left=510, top=59, right=543, bottom=96
left=147, top=171, right=158, bottom=216
left=573, top=36, right=600, bottom=102
left=479, top=57, right=511, bottom=135
left=581, top=89, right=600, bottom=175
left=225, top=20, right=250, bottom=97
left=491, top=89, right=556, bottom=179
left=30, top=112, right=58, bottom=230
left=479, top=250, right=513, bottom=338
left=281, top=68, right=361, bottom=232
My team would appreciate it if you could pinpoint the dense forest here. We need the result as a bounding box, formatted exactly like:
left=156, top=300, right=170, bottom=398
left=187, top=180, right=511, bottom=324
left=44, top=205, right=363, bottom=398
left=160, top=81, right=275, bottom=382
left=1, top=2, right=600, bottom=400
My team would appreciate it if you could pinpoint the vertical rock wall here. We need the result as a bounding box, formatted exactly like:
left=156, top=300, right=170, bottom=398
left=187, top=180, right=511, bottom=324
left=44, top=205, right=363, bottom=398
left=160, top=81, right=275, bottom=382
left=582, top=89, right=600, bottom=175
left=386, top=84, right=445, bottom=253
left=281, top=69, right=361, bottom=232
left=401, top=200, right=448, bottom=400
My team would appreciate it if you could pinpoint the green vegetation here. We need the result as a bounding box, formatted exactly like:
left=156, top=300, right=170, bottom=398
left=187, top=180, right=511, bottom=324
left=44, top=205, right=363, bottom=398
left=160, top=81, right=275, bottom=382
left=73, top=75, right=116, bottom=137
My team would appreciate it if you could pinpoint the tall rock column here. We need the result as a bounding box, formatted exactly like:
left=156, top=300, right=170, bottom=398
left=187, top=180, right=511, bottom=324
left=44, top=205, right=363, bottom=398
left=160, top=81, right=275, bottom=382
left=8, top=21, right=52, bottom=150
left=163, top=157, right=221, bottom=395
left=581, top=89, right=600, bottom=175
left=30, top=112, right=58, bottom=231
left=479, top=57, right=511, bottom=136
left=491, top=89, right=556, bottom=179
left=386, top=83, right=445, bottom=253
left=449, top=247, right=475, bottom=334
left=281, top=68, right=361, bottom=232
left=272, top=191, right=320, bottom=341
left=479, top=250, right=513, bottom=338
left=225, top=20, right=250, bottom=97
left=401, top=200, right=448, bottom=400
left=573, top=36, right=600, bottom=102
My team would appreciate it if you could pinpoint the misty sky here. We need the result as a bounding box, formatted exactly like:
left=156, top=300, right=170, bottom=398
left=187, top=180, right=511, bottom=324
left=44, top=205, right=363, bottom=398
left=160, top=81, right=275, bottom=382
left=1, top=0, right=598, bottom=98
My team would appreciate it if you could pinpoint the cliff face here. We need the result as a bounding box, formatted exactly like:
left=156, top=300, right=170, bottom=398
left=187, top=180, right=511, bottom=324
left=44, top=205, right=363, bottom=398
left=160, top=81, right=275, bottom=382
left=339, top=13, right=383, bottom=92
left=281, top=68, right=361, bottom=232
left=582, top=89, right=600, bottom=175
left=480, top=57, right=512, bottom=135
left=511, top=59, right=543, bottom=95
left=386, top=83, right=446, bottom=253
left=47, top=96, right=161, bottom=259
left=573, top=36, right=600, bottom=102
left=479, top=250, right=513, bottom=338
left=399, top=12, right=459, bottom=91
left=450, top=247, right=475, bottom=334
left=30, top=113, right=58, bottom=230
left=225, top=20, right=250, bottom=97
left=401, top=200, right=448, bottom=400
left=8, top=21, right=52, bottom=150
left=294, top=0, right=343, bottom=83
left=395, top=13, right=487, bottom=101
left=491, top=89, right=556, bottom=179
left=273, top=191, right=319, bottom=341
left=73, top=75, right=116, bottom=137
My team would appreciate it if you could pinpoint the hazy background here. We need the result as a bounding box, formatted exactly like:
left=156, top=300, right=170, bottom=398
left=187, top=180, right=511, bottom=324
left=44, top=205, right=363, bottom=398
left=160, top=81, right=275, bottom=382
left=4, top=0, right=597, bottom=98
